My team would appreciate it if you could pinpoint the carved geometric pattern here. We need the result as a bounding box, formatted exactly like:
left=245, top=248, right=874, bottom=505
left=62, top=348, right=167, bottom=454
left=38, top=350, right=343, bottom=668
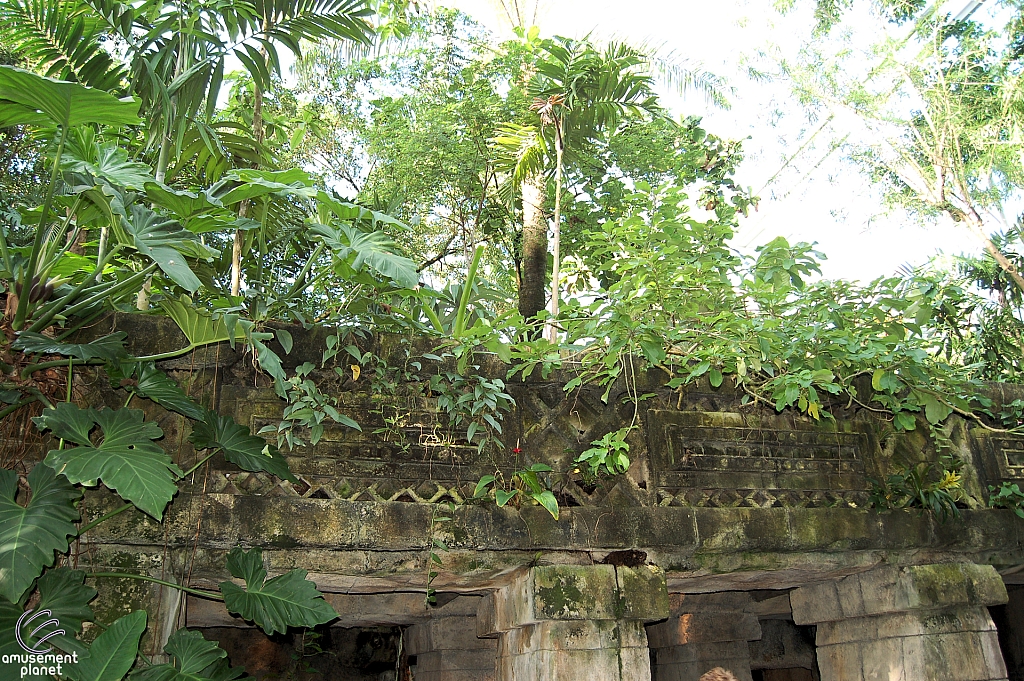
left=192, top=471, right=469, bottom=504
left=656, top=487, right=868, bottom=509
left=990, top=436, right=1024, bottom=478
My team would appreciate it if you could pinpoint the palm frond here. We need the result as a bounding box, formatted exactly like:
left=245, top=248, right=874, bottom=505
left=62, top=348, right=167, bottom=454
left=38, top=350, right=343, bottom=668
left=0, top=0, right=127, bottom=90
left=490, top=123, right=547, bottom=185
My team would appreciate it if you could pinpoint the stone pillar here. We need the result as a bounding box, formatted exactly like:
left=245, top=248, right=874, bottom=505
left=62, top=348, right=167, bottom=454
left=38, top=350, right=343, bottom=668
left=478, top=564, right=669, bottom=681
left=647, top=593, right=762, bottom=681
left=404, top=615, right=497, bottom=681
left=790, top=562, right=1009, bottom=681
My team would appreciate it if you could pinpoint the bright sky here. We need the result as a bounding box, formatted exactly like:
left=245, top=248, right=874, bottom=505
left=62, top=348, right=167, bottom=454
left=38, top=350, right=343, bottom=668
left=440, top=0, right=996, bottom=282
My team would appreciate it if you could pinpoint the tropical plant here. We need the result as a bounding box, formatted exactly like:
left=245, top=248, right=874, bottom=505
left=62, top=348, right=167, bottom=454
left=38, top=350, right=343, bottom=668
left=869, top=455, right=965, bottom=520
left=990, top=482, right=1024, bottom=519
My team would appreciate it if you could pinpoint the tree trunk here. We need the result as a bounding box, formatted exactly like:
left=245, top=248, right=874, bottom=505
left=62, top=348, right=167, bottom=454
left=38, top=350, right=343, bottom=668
left=963, top=208, right=1024, bottom=294
left=231, top=58, right=267, bottom=298
left=518, top=172, right=547, bottom=329
left=545, top=127, right=564, bottom=343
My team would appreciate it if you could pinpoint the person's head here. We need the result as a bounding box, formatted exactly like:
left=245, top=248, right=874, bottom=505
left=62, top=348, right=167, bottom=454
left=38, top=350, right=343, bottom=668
left=698, top=668, right=739, bottom=681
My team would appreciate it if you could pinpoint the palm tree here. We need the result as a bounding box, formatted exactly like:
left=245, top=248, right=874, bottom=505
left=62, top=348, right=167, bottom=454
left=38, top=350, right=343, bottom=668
left=495, top=36, right=727, bottom=340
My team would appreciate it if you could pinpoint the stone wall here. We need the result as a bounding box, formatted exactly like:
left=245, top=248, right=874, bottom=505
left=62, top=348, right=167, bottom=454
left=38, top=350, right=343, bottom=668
left=16, top=314, right=1024, bottom=680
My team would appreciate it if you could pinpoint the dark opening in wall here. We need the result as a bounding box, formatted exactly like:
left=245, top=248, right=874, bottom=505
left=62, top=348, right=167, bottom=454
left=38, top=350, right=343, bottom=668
left=752, top=670, right=815, bottom=681
left=200, top=625, right=402, bottom=681
left=990, top=582, right=1024, bottom=681
left=749, top=619, right=820, bottom=681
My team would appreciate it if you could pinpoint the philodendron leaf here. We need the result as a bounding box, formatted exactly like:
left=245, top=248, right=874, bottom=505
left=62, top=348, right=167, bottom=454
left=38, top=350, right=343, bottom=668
left=121, top=205, right=204, bottom=292
left=13, top=332, right=128, bottom=362
left=160, top=296, right=246, bottom=348
left=191, top=411, right=296, bottom=482
left=37, top=403, right=182, bottom=519
left=0, top=466, right=80, bottom=603
left=220, top=547, right=337, bottom=635
left=132, top=628, right=249, bottom=681
left=0, top=567, right=97, bottom=659
left=310, top=223, right=418, bottom=289
left=134, top=362, right=207, bottom=421
left=66, top=610, right=146, bottom=681
left=64, top=141, right=154, bottom=190
left=0, top=65, right=141, bottom=128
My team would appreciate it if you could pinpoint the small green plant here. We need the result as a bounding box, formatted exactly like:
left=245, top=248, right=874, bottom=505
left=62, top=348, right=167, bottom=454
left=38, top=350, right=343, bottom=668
left=574, top=427, right=632, bottom=481
left=990, top=482, right=1024, bottom=518
left=473, top=463, right=559, bottom=519
left=426, top=502, right=455, bottom=605
left=869, top=456, right=965, bottom=521
left=998, top=399, right=1024, bottom=429
left=261, top=361, right=361, bottom=450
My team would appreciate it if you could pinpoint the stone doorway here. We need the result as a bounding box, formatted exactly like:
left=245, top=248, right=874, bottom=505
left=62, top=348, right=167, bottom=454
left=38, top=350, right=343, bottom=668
left=200, top=625, right=403, bottom=681
left=990, top=582, right=1024, bottom=681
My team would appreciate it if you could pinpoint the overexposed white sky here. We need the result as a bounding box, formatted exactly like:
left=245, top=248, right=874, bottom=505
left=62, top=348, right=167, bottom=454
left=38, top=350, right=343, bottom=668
left=440, top=0, right=998, bottom=282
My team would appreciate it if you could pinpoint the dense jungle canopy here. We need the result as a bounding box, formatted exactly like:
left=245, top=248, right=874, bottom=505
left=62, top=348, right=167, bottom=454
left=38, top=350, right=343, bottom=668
left=1, top=0, right=1024, bottom=676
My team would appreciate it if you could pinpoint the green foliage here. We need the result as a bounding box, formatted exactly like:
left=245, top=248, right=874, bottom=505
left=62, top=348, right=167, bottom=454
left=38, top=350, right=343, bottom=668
left=220, top=547, right=338, bottom=635
left=990, top=482, right=1024, bottom=519
left=869, top=456, right=964, bottom=521
left=66, top=610, right=147, bottom=681
left=0, top=465, right=80, bottom=602
left=36, top=403, right=183, bottom=519
left=0, top=567, right=95, bottom=657
left=192, top=410, right=297, bottom=482
left=548, top=180, right=983, bottom=430
left=425, top=501, right=454, bottom=605
left=131, top=362, right=207, bottom=421
left=13, top=331, right=128, bottom=361
left=261, top=360, right=361, bottom=451
left=574, top=428, right=631, bottom=479
left=473, top=463, right=559, bottom=520
left=0, top=65, right=140, bottom=128
left=132, top=628, right=249, bottom=681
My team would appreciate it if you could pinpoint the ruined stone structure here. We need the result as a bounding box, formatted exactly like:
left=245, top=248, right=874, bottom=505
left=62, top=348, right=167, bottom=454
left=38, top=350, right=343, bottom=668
left=23, top=315, right=1024, bottom=680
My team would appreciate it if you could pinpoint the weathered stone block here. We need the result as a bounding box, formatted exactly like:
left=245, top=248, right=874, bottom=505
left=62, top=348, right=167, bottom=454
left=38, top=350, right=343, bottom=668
left=647, top=612, right=761, bottom=647
left=498, top=620, right=648, bottom=656
left=404, top=617, right=497, bottom=654
left=501, top=647, right=651, bottom=681
left=482, top=565, right=669, bottom=633
left=409, top=649, right=496, bottom=672
left=791, top=563, right=1008, bottom=625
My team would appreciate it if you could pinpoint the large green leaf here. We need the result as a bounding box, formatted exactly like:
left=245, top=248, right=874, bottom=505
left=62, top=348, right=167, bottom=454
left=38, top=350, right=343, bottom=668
left=317, top=193, right=409, bottom=230
left=214, top=169, right=318, bottom=205
left=13, top=332, right=128, bottom=362
left=37, top=404, right=182, bottom=519
left=310, top=223, right=418, bottom=289
left=64, top=141, right=154, bottom=190
left=191, top=411, right=296, bottom=482
left=65, top=610, right=146, bottom=681
left=0, top=65, right=140, bottom=128
left=220, top=547, right=336, bottom=635
left=160, top=297, right=246, bottom=348
left=144, top=183, right=237, bottom=234
left=0, top=567, right=95, bottom=660
left=121, top=205, right=204, bottom=293
left=146, top=183, right=224, bottom=219
left=132, top=628, right=249, bottom=681
left=0, top=466, right=80, bottom=603
left=134, top=362, right=207, bottom=421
